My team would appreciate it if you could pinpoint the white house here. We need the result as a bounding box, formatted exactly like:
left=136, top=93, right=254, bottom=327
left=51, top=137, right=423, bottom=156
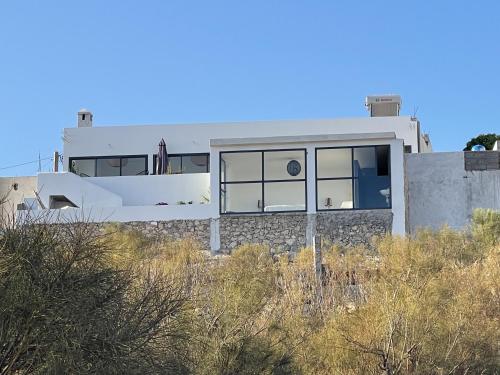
left=16, top=95, right=436, bottom=252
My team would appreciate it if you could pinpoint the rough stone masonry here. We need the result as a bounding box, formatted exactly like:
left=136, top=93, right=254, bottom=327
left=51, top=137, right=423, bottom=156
left=106, top=210, right=392, bottom=254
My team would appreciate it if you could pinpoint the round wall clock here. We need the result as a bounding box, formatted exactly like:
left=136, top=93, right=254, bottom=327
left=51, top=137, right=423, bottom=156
left=287, top=160, right=301, bottom=176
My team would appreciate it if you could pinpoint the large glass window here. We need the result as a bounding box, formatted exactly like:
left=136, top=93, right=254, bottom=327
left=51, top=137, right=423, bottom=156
left=315, top=146, right=391, bottom=210
left=152, top=153, right=209, bottom=174
left=220, top=149, right=307, bottom=214
left=69, top=155, right=148, bottom=177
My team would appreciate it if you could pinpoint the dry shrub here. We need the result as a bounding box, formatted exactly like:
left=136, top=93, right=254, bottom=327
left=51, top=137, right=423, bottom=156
left=1, top=208, right=498, bottom=374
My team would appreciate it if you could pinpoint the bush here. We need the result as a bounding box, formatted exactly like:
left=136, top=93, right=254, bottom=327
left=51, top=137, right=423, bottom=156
left=0, top=220, right=190, bottom=374
left=1, top=213, right=498, bottom=374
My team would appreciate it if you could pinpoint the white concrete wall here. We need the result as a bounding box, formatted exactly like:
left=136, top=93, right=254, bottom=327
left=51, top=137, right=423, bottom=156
left=406, top=152, right=500, bottom=233
left=37, top=172, right=122, bottom=209
left=0, top=176, right=37, bottom=221
left=35, top=172, right=212, bottom=222
left=19, top=203, right=214, bottom=224
left=63, top=116, right=421, bottom=172
left=90, top=174, right=210, bottom=206
left=38, top=172, right=210, bottom=206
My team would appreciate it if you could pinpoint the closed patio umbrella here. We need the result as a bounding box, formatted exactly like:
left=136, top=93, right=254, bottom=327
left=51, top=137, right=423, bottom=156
left=156, top=138, right=169, bottom=175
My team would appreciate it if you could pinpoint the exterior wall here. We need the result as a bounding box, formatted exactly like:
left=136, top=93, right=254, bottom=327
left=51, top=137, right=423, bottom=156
left=464, top=151, right=500, bottom=171
left=316, top=210, right=393, bottom=247
left=37, top=172, right=210, bottom=208
left=89, top=174, right=210, bottom=206
left=63, top=116, right=421, bottom=172
left=218, top=211, right=392, bottom=253
left=115, top=219, right=211, bottom=249
left=23, top=204, right=215, bottom=224
left=0, top=176, right=37, bottom=222
left=38, top=172, right=122, bottom=209
left=406, top=152, right=500, bottom=233
left=219, top=214, right=308, bottom=253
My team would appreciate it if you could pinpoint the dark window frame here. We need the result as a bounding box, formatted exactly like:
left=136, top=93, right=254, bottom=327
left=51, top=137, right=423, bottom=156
left=69, top=155, right=148, bottom=177
left=152, top=153, right=210, bottom=175
left=219, top=148, right=308, bottom=215
left=315, top=145, right=392, bottom=212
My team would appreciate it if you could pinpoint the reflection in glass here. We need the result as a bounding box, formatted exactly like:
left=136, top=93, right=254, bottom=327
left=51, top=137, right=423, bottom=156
left=317, top=179, right=353, bottom=209
left=183, top=155, right=208, bottom=173
left=353, top=146, right=390, bottom=209
left=264, top=150, right=305, bottom=180
left=96, top=158, right=120, bottom=177
left=221, top=183, right=262, bottom=213
left=121, top=157, right=147, bottom=176
left=70, top=159, right=95, bottom=177
left=317, top=148, right=352, bottom=178
left=221, top=152, right=262, bottom=182
left=264, top=181, right=305, bottom=211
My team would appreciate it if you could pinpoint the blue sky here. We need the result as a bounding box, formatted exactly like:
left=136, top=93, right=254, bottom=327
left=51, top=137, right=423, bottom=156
left=1, top=0, right=499, bottom=176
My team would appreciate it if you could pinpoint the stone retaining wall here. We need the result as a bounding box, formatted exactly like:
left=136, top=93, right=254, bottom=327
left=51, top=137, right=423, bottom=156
left=69, top=211, right=392, bottom=254
left=316, top=210, right=392, bottom=248
left=114, top=220, right=211, bottom=249
left=219, top=214, right=307, bottom=253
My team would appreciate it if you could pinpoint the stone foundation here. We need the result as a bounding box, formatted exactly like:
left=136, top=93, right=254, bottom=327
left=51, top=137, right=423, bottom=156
left=316, top=210, right=392, bottom=248
left=218, top=210, right=392, bottom=253
left=219, top=214, right=307, bottom=253
left=113, top=220, right=211, bottom=249
left=67, top=211, right=392, bottom=254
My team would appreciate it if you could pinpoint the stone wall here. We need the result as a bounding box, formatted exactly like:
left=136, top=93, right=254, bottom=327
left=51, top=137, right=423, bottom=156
left=316, top=210, right=393, bottom=248
left=113, top=220, right=211, bottom=249
left=49, top=211, right=394, bottom=254
left=464, top=151, right=500, bottom=171
left=219, top=214, right=307, bottom=253
left=219, top=211, right=392, bottom=253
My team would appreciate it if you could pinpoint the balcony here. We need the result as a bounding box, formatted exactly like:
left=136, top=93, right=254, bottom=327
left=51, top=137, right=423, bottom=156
left=23, top=172, right=213, bottom=223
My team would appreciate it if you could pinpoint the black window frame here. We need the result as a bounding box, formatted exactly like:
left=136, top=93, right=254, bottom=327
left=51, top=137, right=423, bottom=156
left=315, top=145, right=392, bottom=211
left=152, top=153, right=210, bottom=175
left=69, top=155, right=149, bottom=177
left=219, top=148, right=308, bottom=215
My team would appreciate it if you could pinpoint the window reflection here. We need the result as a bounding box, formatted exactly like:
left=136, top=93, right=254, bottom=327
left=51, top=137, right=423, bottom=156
left=316, top=146, right=391, bottom=210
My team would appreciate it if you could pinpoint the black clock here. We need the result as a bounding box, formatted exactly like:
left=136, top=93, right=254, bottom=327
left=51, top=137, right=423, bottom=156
left=287, top=160, right=301, bottom=176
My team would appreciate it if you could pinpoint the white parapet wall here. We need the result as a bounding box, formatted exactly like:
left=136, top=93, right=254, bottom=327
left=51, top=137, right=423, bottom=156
left=37, top=172, right=123, bottom=209
left=32, top=172, right=214, bottom=223
left=20, top=203, right=214, bottom=224
left=89, top=173, right=210, bottom=206
left=37, top=172, right=210, bottom=208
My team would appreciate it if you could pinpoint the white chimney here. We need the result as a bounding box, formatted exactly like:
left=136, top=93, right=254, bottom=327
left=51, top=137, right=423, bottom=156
left=78, top=109, right=93, bottom=127
left=365, top=95, right=401, bottom=117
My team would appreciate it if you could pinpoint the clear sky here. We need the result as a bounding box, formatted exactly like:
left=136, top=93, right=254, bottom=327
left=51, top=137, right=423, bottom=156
left=1, top=0, right=499, bottom=176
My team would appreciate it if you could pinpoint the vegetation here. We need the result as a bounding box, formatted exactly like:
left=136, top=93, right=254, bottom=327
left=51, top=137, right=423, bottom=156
left=464, top=133, right=500, bottom=150
left=1, top=209, right=499, bottom=374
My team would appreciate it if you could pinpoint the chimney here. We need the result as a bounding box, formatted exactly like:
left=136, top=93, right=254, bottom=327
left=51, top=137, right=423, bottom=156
left=78, top=109, right=93, bottom=127
left=365, top=95, right=401, bottom=117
